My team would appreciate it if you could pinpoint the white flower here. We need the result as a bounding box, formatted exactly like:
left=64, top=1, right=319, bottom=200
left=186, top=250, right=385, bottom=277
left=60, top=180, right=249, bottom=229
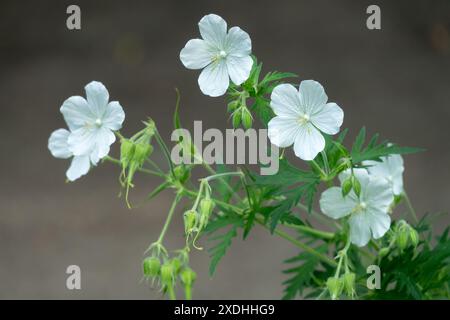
left=48, top=128, right=91, bottom=181
left=319, top=169, right=394, bottom=247
left=180, top=14, right=253, bottom=97
left=267, top=80, right=344, bottom=161
left=48, top=81, right=125, bottom=181
left=364, top=155, right=404, bottom=196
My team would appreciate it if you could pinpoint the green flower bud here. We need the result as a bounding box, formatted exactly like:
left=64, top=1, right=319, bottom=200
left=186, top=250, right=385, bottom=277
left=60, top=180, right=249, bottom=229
left=326, top=277, right=343, bottom=300
left=180, top=268, right=197, bottom=286
left=341, top=178, right=353, bottom=197
left=120, top=139, right=135, bottom=167
left=160, top=262, right=174, bottom=287
left=173, top=165, right=190, bottom=184
left=378, top=247, right=390, bottom=258
left=352, top=175, right=361, bottom=197
left=232, top=110, right=241, bottom=128
left=170, top=257, right=182, bottom=274
left=409, top=228, right=419, bottom=247
left=134, top=143, right=153, bottom=166
left=142, top=256, right=160, bottom=277
left=396, top=227, right=409, bottom=250
left=241, top=108, right=253, bottom=129
left=199, top=198, right=215, bottom=218
left=183, top=210, right=198, bottom=234
left=227, top=100, right=240, bottom=112
left=343, top=272, right=356, bottom=297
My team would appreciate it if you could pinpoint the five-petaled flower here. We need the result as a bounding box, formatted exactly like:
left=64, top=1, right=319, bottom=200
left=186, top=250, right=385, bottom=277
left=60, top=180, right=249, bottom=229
left=364, top=154, right=404, bottom=196
left=48, top=81, right=125, bottom=181
left=319, top=169, right=394, bottom=247
left=180, top=14, right=253, bottom=97
left=267, top=80, right=344, bottom=161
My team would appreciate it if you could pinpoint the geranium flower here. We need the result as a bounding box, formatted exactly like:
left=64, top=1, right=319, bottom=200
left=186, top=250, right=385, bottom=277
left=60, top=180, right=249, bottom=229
left=319, top=169, right=393, bottom=247
left=180, top=14, right=253, bottom=97
left=60, top=81, right=125, bottom=164
left=48, top=128, right=91, bottom=181
left=267, top=80, right=344, bottom=161
left=364, top=155, right=404, bottom=196
left=48, top=81, right=125, bottom=181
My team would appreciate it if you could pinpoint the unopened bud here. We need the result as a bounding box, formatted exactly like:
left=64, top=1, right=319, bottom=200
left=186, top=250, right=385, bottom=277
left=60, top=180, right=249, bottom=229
left=180, top=268, right=197, bottom=286
left=409, top=228, right=419, bottom=247
left=232, top=110, right=241, bottom=128
left=352, top=175, right=361, bottom=197
left=396, top=227, right=409, bottom=250
left=326, top=277, right=343, bottom=300
left=160, top=262, right=174, bottom=287
left=342, top=178, right=353, bottom=197
left=343, top=272, right=355, bottom=297
left=183, top=210, right=198, bottom=234
left=170, top=257, right=182, bottom=274
left=134, top=143, right=153, bottom=166
left=174, top=165, right=190, bottom=184
left=143, top=257, right=160, bottom=277
left=227, top=100, right=240, bottom=112
left=199, top=198, right=215, bottom=218
left=378, top=247, right=390, bottom=258
left=241, top=108, right=253, bottom=129
left=120, top=139, right=135, bottom=167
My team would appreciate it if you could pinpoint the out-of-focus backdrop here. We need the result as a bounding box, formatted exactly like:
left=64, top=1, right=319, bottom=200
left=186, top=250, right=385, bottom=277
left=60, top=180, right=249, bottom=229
left=0, top=0, right=449, bottom=299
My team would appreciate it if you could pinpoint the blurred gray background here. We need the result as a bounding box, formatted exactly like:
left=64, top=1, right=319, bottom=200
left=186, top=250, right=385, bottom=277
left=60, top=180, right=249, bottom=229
left=0, top=0, right=449, bottom=299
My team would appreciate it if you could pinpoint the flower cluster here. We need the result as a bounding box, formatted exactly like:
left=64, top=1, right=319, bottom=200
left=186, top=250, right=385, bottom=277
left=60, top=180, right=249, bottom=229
left=48, top=81, right=125, bottom=181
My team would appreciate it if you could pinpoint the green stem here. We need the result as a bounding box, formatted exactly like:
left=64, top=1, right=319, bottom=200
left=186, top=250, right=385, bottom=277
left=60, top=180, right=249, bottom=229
left=203, top=171, right=243, bottom=182
left=310, top=159, right=327, bottom=178
left=283, top=223, right=334, bottom=240
left=321, top=151, right=330, bottom=175
left=403, top=191, right=419, bottom=224
left=157, top=194, right=182, bottom=244
left=167, top=285, right=176, bottom=300
left=202, top=163, right=241, bottom=202
left=154, top=128, right=175, bottom=177
left=103, top=156, right=165, bottom=178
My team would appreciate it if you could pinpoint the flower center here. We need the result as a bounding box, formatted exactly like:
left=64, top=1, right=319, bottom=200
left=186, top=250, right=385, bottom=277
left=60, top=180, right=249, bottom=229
left=352, top=201, right=367, bottom=214
left=95, top=118, right=102, bottom=127
left=212, top=50, right=228, bottom=63
left=298, top=113, right=310, bottom=125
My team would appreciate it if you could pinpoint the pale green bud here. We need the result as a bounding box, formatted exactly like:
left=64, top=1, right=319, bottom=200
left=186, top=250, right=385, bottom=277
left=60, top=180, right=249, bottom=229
left=160, top=262, right=174, bottom=287
left=378, top=247, right=390, bottom=258
left=409, top=228, right=419, bottom=247
left=142, top=256, right=160, bottom=277
left=342, top=178, right=353, bottom=197
left=396, top=227, right=409, bottom=250
left=170, top=257, right=182, bottom=274
left=352, top=175, right=361, bottom=197
left=183, top=210, right=198, bottom=234
left=343, top=272, right=356, bottom=297
left=173, top=165, right=190, bottom=184
left=227, top=100, right=240, bottom=112
left=326, top=277, right=343, bottom=300
left=134, top=143, right=153, bottom=166
left=180, top=268, right=197, bottom=286
left=241, top=108, right=253, bottom=129
left=232, top=111, right=241, bottom=128
left=120, top=139, right=135, bottom=167
left=199, top=198, right=215, bottom=218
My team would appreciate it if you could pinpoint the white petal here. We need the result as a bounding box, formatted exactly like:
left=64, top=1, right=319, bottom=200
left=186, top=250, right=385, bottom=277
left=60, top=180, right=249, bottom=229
left=293, top=123, right=325, bottom=161
left=366, top=178, right=394, bottom=212
left=270, top=84, right=302, bottom=117
left=365, top=155, right=404, bottom=195
left=198, top=14, right=227, bottom=48
left=226, top=55, right=253, bottom=85
left=225, top=26, right=251, bottom=57
left=349, top=214, right=371, bottom=247
left=66, top=155, right=90, bottom=181
left=68, top=127, right=97, bottom=156
left=268, top=117, right=301, bottom=147
left=48, top=129, right=72, bottom=159
left=310, top=102, right=344, bottom=135
left=180, top=39, right=214, bottom=70
left=319, top=187, right=357, bottom=219
left=89, top=127, right=116, bottom=163
left=60, top=96, right=95, bottom=131
left=298, top=80, right=328, bottom=113
left=103, top=101, right=125, bottom=131
left=198, top=60, right=229, bottom=97
left=367, top=209, right=391, bottom=239
left=85, top=81, right=109, bottom=115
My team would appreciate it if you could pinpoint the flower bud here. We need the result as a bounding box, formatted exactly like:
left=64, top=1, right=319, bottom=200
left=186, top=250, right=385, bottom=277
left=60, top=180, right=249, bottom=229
left=343, top=272, right=356, bottom=297
left=409, top=228, right=419, bottom=247
left=199, top=198, right=215, bottom=218
left=396, top=227, right=409, bottom=250
left=142, top=256, right=160, bottom=277
left=180, top=268, right=197, bottom=286
left=326, top=277, right=343, bottom=300
left=227, top=100, right=240, bottom=112
left=160, top=262, right=174, bottom=287
left=241, top=108, right=253, bottom=129
left=183, top=210, right=198, bottom=234
left=352, top=175, right=361, bottom=197
left=341, top=178, right=353, bottom=197
left=134, top=143, right=153, bottom=166
left=232, top=110, right=241, bottom=128
left=378, top=247, right=390, bottom=258
left=173, top=165, right=190, bottom=184
left=120, top=139, right=135, bottom=167
left=170, top=257, right=182, bottom=274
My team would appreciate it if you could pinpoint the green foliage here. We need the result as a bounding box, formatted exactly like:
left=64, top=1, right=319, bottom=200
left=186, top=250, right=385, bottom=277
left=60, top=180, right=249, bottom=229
left=204, top=212, right=244, bottom=277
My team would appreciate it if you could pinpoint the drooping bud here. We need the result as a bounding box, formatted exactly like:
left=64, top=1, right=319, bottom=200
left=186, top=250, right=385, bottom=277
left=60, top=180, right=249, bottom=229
left=341, top=178, right=353, bottom=197
left=352, top=175, right=361, bottom=198
left=409, top=228, right=419, bottom=247
left=378, top=247, right=390, bottom=258
left=396, top=227, right=409, bottom=251
left=241, top=107, right=253, bottom=129
left=134, top=143, right=153, bottom=167
left=342, top=272, right=356, bottom=297
left=142, top=256, right=160, bottom=277
left=232, top=110, right=241, bottom=128
left=227, top=100, right=240, bottom=112
left=173, top=165, right=190, bottom=184
left=120, top=139, right=135, bottom=168
left=183, top=210, right=198, bottom=235
left=326, top=277, right=343, bottom=300
left=170, top=257, right=182, bottom=274
left=180, top=268, right=197, bottom=286
left=199, top=198, right=215, bottom=218
left=160, top=262, right=175, bottom=287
